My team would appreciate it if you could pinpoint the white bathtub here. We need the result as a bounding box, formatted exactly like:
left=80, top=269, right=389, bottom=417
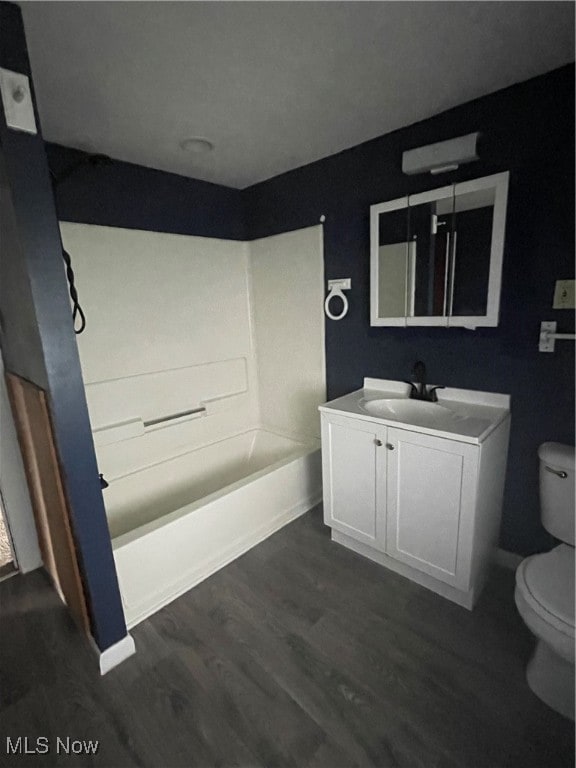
left=107, top=428, right=321, bottom=627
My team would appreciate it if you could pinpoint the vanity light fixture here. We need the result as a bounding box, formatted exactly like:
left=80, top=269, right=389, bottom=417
left=402, top=132, right=479, bottom=175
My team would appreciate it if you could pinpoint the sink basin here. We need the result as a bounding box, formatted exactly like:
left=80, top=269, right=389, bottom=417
left=361, top=398, right=455, bottom=424
left=319, top=378, right=510, bottom=442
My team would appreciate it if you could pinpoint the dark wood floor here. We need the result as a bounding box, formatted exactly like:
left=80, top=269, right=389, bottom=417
left=0, top=506, right=574, bottom=768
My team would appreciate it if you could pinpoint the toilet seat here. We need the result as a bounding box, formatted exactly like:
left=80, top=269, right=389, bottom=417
left=515, top=545, right=575, bottom=661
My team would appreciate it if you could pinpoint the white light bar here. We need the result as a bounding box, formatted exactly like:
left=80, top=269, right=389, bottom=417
left=402, top=132, right=479, bottom=176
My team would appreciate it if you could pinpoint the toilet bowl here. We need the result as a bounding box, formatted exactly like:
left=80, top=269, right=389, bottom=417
left=515, top=545, right=575, bottom=719
left=514, top=442, right=575, bottom=721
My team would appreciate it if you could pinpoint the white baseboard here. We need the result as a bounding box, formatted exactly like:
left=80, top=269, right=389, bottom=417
left=494, top=548, right=523, bottom=570
left=91, top=633, right=136, bottom=675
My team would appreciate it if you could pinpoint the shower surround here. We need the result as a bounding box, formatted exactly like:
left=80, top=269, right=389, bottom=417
left=60, top=222, right=325, bottom=626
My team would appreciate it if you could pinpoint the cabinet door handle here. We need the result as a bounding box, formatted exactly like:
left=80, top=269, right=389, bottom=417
left=386, top=443, right=395, bottom=450
left=375, top=439, right=382, bottom=446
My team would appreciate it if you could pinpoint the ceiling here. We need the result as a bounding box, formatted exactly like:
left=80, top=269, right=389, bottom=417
left=21, top=2, right=575, bottom=189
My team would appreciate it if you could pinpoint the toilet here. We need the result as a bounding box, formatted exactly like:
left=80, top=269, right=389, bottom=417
left=515, top=442, right=575, bottom=720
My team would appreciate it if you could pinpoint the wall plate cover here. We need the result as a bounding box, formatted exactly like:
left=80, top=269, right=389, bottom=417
left=539, top=321, right=557, bottom=353
left=327, top=278, right=351, bottom=290
left=553, top=279, right=575, bottom=310
left=0, top=68, right=37, bottom=135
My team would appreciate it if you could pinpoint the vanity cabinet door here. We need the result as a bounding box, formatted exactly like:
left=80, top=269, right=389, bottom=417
left=385, top=427, right=478, bottom=588
left=321, top=414, right=386, bottom=548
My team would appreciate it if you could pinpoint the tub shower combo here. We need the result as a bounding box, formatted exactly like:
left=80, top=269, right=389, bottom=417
left=63, top=221, right=325, bottom=626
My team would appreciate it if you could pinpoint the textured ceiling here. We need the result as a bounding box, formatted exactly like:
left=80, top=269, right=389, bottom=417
left=21, top=2, right=575, bottom=189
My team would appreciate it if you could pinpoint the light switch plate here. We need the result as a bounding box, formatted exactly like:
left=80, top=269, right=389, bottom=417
left=328, top=278, right=351, bottom=290
left=0, top=68, right=37, bottom=135
left=553, top=280, right=575, bottom=310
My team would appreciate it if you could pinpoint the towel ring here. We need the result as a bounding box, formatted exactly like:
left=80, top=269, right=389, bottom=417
left=324, top=279, right=351, bottom=321
left=324, top=289, right=349, bottom=321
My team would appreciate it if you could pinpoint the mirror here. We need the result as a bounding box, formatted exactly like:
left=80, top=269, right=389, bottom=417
left=370, top=172, right=509, bottom=328
left=406, top=188, right=455, bottom=318
left=450, top=187, right=494, bottom=317
left=375, top=206, right=411, bottom=319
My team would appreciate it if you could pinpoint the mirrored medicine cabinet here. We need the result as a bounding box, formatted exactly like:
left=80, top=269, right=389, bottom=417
left=370, top=171, right=509, bottom=328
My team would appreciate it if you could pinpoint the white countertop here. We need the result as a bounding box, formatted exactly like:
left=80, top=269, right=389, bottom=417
left=319, top=378, right=510, bottom=444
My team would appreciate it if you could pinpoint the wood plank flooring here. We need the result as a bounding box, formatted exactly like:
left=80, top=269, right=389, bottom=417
left=0, top=505, right=573, bottom=767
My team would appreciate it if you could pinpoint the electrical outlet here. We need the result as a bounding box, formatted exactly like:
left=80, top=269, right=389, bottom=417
left=553, top=280, right=575, bottom=310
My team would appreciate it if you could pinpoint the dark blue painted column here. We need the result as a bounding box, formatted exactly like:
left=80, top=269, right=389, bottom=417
left=0, top=1, right=127, bottom=651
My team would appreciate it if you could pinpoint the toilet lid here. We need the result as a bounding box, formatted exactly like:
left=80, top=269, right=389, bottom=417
left=517, top=545, right=575, bottom=632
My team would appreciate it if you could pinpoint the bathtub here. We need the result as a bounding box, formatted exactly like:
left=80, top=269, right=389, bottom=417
left=107, top=428, right=321, bottom=627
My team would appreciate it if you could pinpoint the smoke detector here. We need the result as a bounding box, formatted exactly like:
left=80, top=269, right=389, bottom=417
left=180, top=137, right=214, bottom=154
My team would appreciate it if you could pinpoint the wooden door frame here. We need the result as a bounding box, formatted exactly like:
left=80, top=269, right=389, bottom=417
left=6, top=372, right=91, bottom=635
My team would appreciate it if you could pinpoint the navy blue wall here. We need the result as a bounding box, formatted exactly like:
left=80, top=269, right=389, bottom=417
left=44, top=65, right=574, bottom=557
left=245, top=65, right=575, bottom=556
left=0, top=1, right=127, bottom=651
left=46, top=143, right=246, bottom=240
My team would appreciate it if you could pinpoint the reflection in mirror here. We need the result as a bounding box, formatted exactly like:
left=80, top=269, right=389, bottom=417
left=450, top=188, right=495, bottom=316
left=407, top=198, right=455, bottom=317
left=377, top=207, right=410, bottom=318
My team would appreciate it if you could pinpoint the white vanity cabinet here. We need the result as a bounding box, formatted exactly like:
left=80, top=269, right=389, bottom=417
left=320, top=379, right=511, bottom=608
left=321, top=414, right=387, bottom=549
left=385, top=427, right=478, bottom=589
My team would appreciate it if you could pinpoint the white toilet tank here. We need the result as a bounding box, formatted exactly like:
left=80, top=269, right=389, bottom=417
left=538, top=442, right=575, bottom=545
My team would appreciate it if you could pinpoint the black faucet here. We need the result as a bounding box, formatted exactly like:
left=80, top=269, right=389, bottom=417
left=405, top=361, right=445, bottom=402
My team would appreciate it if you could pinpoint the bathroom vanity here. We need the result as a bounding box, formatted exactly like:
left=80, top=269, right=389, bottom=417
left=319, top=379, right=510, bottom=608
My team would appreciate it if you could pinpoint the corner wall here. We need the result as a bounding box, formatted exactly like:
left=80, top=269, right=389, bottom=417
left=245, top=64, right=575, bottom=556
left=249, top=225, right=326, bottom=439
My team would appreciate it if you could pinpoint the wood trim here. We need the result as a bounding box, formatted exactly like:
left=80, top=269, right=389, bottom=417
left=5, top=373, right=91, bottom=635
